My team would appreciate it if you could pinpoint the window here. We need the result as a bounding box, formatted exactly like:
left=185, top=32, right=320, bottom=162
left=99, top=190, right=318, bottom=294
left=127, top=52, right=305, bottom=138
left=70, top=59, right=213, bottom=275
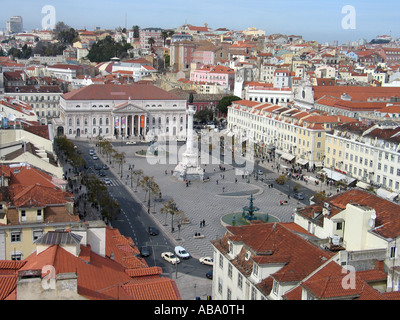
left=251, top=287, right=257, bottom=300
left=11, top=231, right=21, bottom=242
left=33, top=230, right=43, bottom=241
left=272, top=280, right=279, bottom=295
left=219, top=253, right=224, bottom=269
left=21, top=210, right=26, bottom=222
left=253, top=263, right=259, bottom=276
left=218, top=278, right=223, bottom=294
left=11, top=252, right=22, bottom=260
left=238, top=273, right=243, bottom=289
left=390, top=246, right=397, bottom=259
left=228, top=263, right=232, bottom=279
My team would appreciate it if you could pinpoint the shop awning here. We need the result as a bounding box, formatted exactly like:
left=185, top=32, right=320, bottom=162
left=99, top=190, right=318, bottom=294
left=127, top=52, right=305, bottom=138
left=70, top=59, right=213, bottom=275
left=377, top=188, right=399, bottom=201
left=356, top=181, right=370, bottom=190
left=320, top=168, right=356, bottom=186
left=280, top=152, right=295, bottom=161
left=296, top=158, right=309, bottom=166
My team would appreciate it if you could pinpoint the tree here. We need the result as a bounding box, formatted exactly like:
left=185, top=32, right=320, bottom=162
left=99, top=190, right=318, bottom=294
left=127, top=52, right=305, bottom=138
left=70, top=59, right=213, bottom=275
left=161, top=30, right=169, bottom=46
left=133, top=25, right=140, bottom=38
left=148, top=37, right=155, bottom=49
left=87, top=35, right=132, bottom=62
left=217, top=95, right=241, bottom=115
left=160, top=199, right=184, bottom=232
left=195, top=108, right=214, bottom=123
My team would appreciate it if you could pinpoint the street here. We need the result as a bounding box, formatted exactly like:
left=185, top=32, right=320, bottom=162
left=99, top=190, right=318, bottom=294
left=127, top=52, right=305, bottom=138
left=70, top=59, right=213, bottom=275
left=69, top=138, right=334, bottom=300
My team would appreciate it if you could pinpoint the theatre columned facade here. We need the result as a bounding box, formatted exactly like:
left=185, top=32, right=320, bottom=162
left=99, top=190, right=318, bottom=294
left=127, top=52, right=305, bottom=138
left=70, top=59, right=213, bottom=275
left=56, top=83, right=187, bottom=141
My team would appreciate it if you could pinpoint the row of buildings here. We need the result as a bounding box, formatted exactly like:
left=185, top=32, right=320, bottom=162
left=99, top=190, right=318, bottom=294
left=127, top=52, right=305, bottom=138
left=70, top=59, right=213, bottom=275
left=211, top=188, right=400, bottom=300
left=0, top=124, right=181, bottom=300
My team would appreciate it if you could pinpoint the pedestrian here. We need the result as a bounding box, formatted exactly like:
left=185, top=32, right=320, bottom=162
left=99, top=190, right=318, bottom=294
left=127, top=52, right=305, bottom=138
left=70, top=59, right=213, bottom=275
left=222, top=186, right=225, bottom=192
left=200, top=221, right=202, bottom=228
left=202, top=219, right=205, bottom=227
left=216, top=179, right=219, bottom=185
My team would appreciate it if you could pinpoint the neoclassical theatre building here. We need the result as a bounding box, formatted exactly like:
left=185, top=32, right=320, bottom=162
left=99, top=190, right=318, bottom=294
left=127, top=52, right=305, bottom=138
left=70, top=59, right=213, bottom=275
left=55, top=83, right=187, bottom=141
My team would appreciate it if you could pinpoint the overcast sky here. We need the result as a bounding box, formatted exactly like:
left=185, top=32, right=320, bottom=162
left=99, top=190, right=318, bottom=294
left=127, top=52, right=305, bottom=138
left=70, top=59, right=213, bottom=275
left=1, top=0, right=399, bottom=43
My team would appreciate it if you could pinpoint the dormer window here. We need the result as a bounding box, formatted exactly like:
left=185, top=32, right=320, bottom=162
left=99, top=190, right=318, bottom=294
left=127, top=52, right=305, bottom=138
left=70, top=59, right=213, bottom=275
left=253, top=263, right=259, bottom=276
left=245, top=251, right=251, bottom=261
left=21, top=210, right=26, bottom=222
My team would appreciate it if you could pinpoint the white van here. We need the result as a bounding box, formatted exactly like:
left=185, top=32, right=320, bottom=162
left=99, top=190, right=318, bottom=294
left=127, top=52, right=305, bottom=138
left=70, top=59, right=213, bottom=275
left=174, top=246, right=190, bottom=259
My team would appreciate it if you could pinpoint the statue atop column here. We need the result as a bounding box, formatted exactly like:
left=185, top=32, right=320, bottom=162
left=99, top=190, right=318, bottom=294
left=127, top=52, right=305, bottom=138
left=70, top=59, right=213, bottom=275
left=173, top=93, right=205, bottom=181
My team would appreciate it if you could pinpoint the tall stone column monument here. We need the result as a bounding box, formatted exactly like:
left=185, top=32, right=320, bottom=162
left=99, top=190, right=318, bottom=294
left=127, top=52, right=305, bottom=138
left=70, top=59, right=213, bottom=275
left=174, top=94, right=205, bottom=181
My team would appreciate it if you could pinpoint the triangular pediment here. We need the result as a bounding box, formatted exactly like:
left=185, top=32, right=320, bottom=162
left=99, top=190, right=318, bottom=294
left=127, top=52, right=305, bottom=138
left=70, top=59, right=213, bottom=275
left=112, top=103, right=147, bottom=114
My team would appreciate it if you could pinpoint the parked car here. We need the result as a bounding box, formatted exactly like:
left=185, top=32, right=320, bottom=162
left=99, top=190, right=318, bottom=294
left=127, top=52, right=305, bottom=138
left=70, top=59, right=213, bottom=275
left=126, top=141, right=136, bottom=145
left=94, top=164, right=102, bottom=170
left=257, top=169, right=264, bottom=175
left=147, top=226, right=159, bottom=236
left=89, top=149, right=94, bottom=156
left=92, top=155, right=98, bottom=160
left=199, top=257, right=213, bottom=266
left=104, top=178, right=111, bottom=185
left=206, top=270, right=213, bottom=279
left=175, top=246, right=190, bottom=259
left=99, top=170, right=106, bottom=177
left=140, top=246, right=150, bottom=257
left=294, top=192, right=304, bottom=200
left=161, top=252, right=180, bottom=265
left=102, top=164, right=109, bottom=170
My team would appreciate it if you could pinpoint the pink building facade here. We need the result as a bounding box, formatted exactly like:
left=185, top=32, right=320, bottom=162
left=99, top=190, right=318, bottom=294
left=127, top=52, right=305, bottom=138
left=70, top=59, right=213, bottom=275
left=190, top=65, right=235, bottom=91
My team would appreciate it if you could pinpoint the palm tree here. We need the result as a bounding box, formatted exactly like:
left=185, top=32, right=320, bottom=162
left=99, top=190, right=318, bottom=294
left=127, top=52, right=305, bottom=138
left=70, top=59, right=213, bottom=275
left=161, top=30, right=169, bottom=47
left=148, top=37, right=155, bottom=49
left=113, top=152, right=126, bottom=178
left=132, top=169, right=143, bottom=192
left=160, top=199, right=183, bottom=233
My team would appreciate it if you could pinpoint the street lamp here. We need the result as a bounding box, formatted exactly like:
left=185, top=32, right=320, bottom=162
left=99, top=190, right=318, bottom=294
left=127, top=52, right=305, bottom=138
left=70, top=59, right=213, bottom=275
left=147, top=179, right=152, bottom=214
left=129, top=164, right=135, bottom=188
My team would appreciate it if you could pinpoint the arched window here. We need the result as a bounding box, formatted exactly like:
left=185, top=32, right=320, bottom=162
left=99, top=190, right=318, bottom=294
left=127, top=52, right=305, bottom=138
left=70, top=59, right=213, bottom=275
left=68, top=118, right=72, bottom=126
left=152, top=117, right=155, bottom=125
left=76, top=118, right=80, bottom=126
left=158, top=117, right=161, bottom=124
left=99, top=118, right=103, bottom=125
left=93, top=128, right=96, bottom=134
left=106, top=118, right=109, bottom=125
left=84, top=118, right=88, bottom=125
left=93, top=118, right=96, bottom=125
left=166, top=117, right=169, bottom=124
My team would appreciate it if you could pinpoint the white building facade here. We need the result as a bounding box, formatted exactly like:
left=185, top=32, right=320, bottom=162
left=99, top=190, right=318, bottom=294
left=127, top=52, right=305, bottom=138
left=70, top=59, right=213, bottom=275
left=56, top=84, right=187, bottom=141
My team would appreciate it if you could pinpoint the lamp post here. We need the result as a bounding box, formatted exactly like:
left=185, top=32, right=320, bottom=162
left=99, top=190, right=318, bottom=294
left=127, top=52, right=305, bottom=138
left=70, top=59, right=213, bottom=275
left=129, top=164, right=134, bottom=188
left=147, top=179, right=152, bottom=214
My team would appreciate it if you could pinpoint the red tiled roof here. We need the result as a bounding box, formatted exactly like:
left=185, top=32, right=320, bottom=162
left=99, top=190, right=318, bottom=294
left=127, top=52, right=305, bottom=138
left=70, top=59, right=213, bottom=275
left=13, top=227, right=181, bottom=300
left=326, top=189, right=400, bottom=240
left=62, top=84, right=182, bottom=101
left=313, top=86, right=400, bottom=101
